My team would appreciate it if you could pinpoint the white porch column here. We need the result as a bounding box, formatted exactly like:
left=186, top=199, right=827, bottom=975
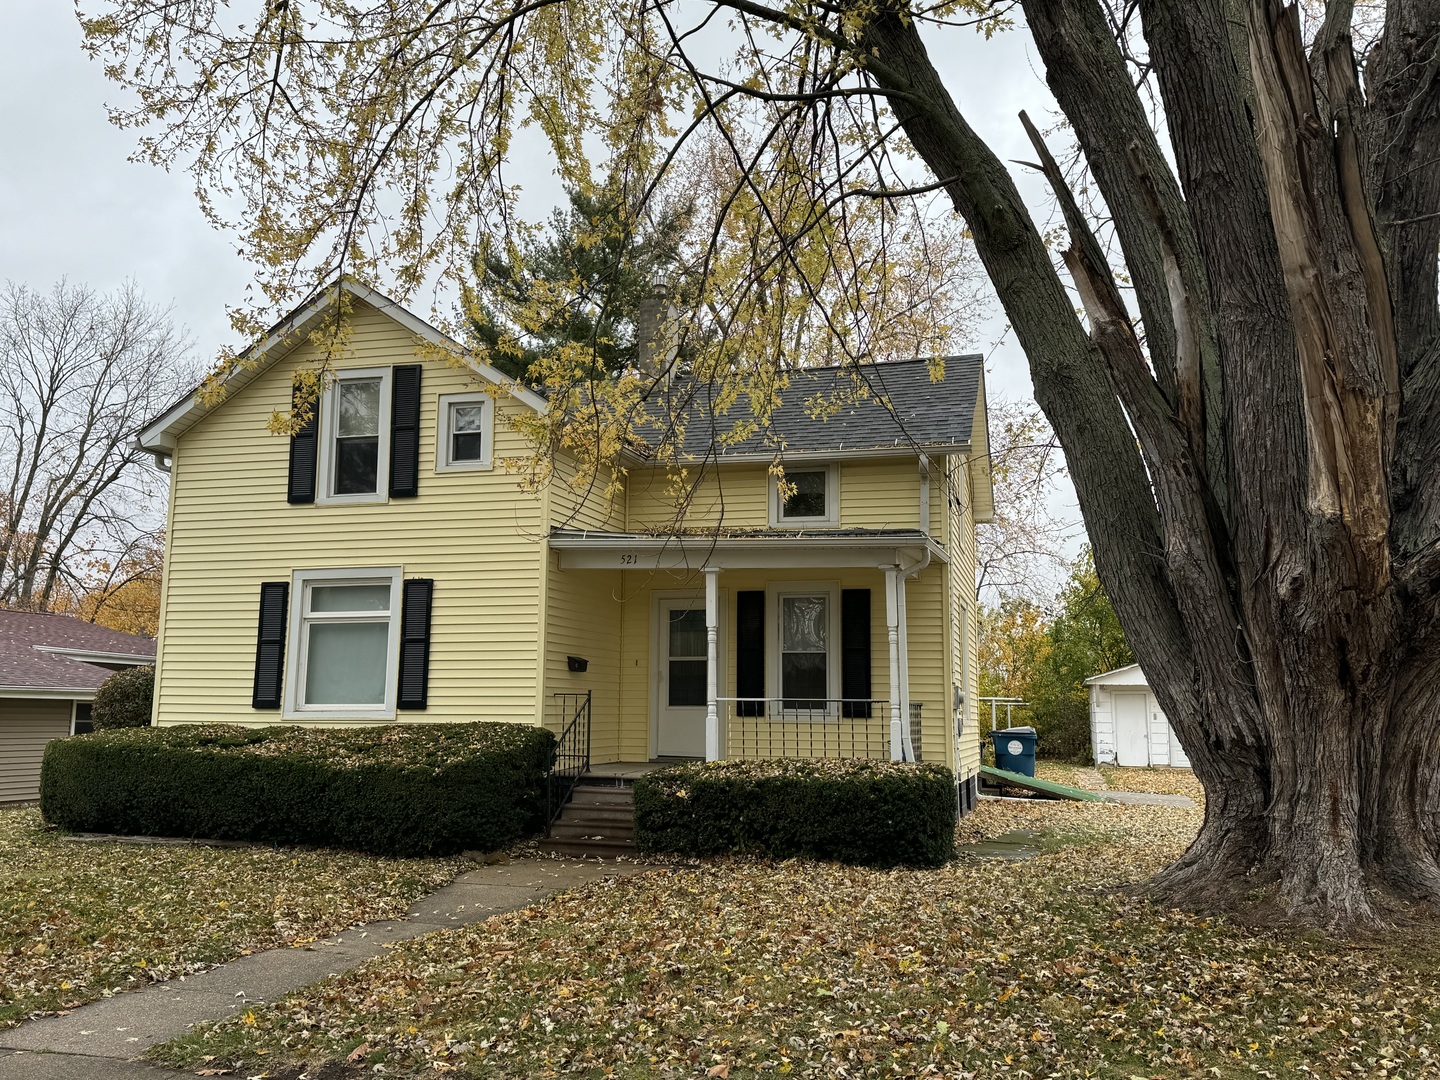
left=704, top=566, right=722, bottom=761
left=883, top=565, right=904, bottom=761
left=897, top=570, right=915, bottom=761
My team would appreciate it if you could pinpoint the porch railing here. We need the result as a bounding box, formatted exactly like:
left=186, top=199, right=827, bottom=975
left=720, top=698, right=893, bottom=760
left=547, top=691, right=592, bottom=826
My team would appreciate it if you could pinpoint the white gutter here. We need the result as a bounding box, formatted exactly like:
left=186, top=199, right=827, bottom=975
left=31, top=646, right=155, bottom=666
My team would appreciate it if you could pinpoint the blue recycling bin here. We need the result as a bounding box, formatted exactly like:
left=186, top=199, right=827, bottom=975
left=990, top=726, right=1038, bottom=777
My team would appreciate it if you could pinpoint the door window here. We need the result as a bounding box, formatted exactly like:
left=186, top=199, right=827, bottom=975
left=667, top=608, right=706, bottom=707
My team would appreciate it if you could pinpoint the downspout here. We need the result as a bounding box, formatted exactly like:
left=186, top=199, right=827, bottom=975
left=895, top=546, right=931, bottom=762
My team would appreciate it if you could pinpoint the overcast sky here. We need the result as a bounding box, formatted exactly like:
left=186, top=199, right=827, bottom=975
left=2, top=5, right=1068, bottom=382
left=1, top=4, right=1080, bottom=565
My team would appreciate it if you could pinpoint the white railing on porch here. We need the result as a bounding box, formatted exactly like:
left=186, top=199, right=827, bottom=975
left=719, top=698, right=897, bottom=760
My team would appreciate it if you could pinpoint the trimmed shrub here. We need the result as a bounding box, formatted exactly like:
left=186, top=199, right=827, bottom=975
left=91, top=665, right=155, bottom=729
left=634, top=758, right=956, bottom=868
left=41, top=721, right=555, bottom=857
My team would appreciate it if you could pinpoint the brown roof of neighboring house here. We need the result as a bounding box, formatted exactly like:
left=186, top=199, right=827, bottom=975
left=0, top=609, right=155, bottom=695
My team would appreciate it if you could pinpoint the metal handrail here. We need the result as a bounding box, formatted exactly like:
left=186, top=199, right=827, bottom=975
left=547, top=691, right=591, bottom=827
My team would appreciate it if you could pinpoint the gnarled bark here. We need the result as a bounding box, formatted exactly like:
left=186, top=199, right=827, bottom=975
left=856, top=0, right=1440, bottom=931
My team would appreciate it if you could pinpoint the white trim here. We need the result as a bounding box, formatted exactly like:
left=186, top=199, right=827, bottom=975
left=31, top=646, right=154, bottom=667
left=767, top=581, right=842, bottom=717
left=672, top=445, right=970, bottom=466
left=0, top=687, right=97, bottom=701
left=135, top=278, right=547, bottom=455
left=553, top=533, right=946, bottom=571
left=316, top=366, right=392, bottom=505
left=768, top=463, right=839, bottom=528
left=434, top=391, right=495, bottom=472
left=283, top=567, right=403, bottom=720
left=1084, top=662, right=1148, bottom=686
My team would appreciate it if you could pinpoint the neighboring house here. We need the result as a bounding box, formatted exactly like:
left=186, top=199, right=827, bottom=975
left=136, top=280, right=994, bottom=806
left=1085, top=663, right=1191, bottom=768
left=0, top=611, right=155, bottom=801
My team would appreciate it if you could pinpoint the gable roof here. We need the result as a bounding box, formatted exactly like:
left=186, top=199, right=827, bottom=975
left=136, top=279, right=547, bottom=458
left=135, top=282, right=995, bottom=518
left=0, top=610, right=155, bottom=696
left=653, top=356, right=985, bottom=461
left=1084, top=663, right=1150, bottom=687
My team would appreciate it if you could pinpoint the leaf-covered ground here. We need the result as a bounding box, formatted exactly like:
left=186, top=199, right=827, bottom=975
left=0, top=807, right=463, bottom=1027
left=151, top=791, right=1440, bottom=1080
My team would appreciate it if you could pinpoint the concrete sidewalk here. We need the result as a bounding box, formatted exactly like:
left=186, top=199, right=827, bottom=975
left=0, top=858, right=641, bottom=1077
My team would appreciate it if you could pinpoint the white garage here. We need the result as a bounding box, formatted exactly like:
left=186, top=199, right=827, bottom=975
left=1085, top=663, right=1190, bottom=768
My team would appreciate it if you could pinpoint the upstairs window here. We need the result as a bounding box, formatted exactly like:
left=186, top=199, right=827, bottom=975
left=318, top=368, right=392, bottom=503
left=769, top=463, right=838, bottom=527
left=435, top=392, right=494, bottom=471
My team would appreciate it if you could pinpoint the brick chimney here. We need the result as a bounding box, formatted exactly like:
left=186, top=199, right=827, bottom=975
left=635, top=281, right=677, bottom=383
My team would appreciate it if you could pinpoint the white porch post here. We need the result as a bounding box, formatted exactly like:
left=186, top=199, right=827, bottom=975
left=897, top=570, right=915, bottom=761
left=704, top=567, right=722, bottom=761
left=884, top=565, right=904, bottom=761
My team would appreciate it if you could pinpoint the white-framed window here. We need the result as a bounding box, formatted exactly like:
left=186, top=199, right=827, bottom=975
left=71, top=702, right=94, bottom=735
left=767, top=581, right=841, bottom=713
left=317, top=367, right=392, bottom=504
left=768, top=463, right=839, bottom=527
left=284, top=567, right=402, bottom=719
left=435, top=391, right=494, bottom=472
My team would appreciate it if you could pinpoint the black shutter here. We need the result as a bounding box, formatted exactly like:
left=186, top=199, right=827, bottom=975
left=735, top=590, right=765, bottom=717
left=397, top=578, right=434, bottom=709
left=841, top=588, right=872, bottom=718
left=286, top=381, right=319, bottom=504
left=389, top=364, right=422, bottom=498
left=252, top=581, right=289, bottom=709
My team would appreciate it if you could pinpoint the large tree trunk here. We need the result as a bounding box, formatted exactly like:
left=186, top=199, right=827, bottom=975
left=855, top=0, right=1440, bottom=930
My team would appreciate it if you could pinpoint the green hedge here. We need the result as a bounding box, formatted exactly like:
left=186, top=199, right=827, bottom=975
left=634, top=758, right=956, bottom=868
left=92, top=665, right=155, bottom=729
left=41, top=722, right=555, bottom=857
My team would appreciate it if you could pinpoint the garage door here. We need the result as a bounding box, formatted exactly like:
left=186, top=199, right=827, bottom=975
left=0, top=699, right=73, bottom=802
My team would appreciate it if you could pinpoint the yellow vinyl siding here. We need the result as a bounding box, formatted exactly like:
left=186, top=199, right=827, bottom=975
left=0, top=699, right=72, bottom=802
left=625, top=463, right=769, bottom=531
left=838, top=458, right=922, bottom=530
left=548, top=456, right=624, bottom=532
left=624, top=455, right=932, bottom=533
left=946, top=454, right=982, bottom=779
left=540, top=561, right=624, bottom=759
left=156, top=300, right=546, bottom=726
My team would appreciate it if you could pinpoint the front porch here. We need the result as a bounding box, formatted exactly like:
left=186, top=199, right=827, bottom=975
left=542, top=529, right=957, bottom=773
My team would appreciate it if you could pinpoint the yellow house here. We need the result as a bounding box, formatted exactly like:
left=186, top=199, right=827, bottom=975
left=137, top=281, right=994, bottom=812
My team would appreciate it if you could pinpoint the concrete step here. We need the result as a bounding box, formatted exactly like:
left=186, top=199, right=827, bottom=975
left=548, top=820, right=635, bottom=842
left=536, top=835, right=635, bottom=858
left=569, top=786, right=634, bottom=807
left=556, top=808, right=634, bottom=827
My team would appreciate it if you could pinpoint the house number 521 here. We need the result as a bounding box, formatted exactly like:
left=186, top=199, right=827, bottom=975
left=619, top=553, right=640, bottom=565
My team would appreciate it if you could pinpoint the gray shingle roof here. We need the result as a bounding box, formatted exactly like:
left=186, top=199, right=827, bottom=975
left=646, top=355, right=983, bottom=460
left=0, top=610, right=155, bottom=693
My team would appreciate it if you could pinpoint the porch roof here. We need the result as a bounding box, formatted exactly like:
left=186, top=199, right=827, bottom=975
left=549, top=528, right=946, bottom=571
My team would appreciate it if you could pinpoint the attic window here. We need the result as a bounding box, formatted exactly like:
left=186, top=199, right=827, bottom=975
left=769, top=464, right=838, bottom=527
left=436, top=392, right=494, bottom=472
left=317, top=367, right=392, bottom=504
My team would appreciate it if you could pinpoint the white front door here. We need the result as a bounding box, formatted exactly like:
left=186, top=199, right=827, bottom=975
left=657, top=599, right=708, bottom=758
left=1113, top=691, right=1150, bottom=766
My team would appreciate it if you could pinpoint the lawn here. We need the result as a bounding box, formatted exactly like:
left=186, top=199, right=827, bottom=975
left=150, top=796, right=1440, bottom=1080
left=0, top=807, right=464, bottom=1026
